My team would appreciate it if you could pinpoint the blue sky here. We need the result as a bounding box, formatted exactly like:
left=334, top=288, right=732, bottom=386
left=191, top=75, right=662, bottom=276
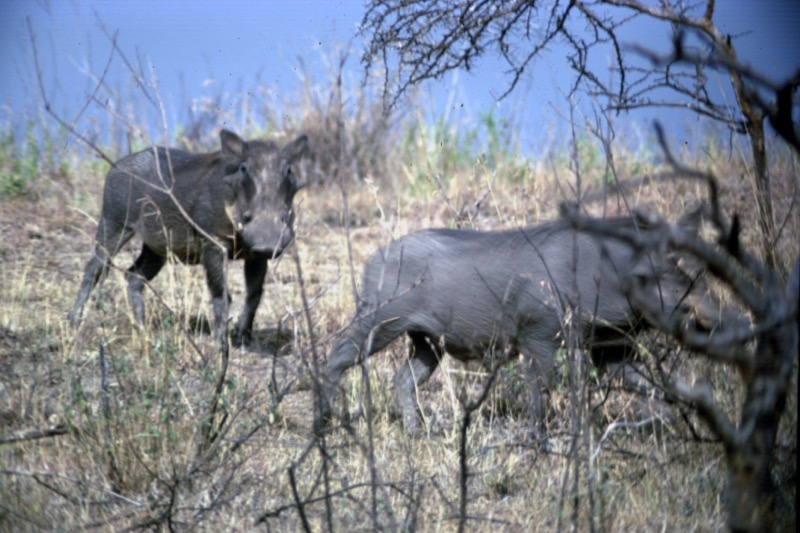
left=1, top=0, right=799, bottom=157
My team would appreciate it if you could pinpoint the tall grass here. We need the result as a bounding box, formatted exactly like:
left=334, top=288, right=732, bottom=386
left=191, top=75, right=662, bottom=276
left=0, top=41, right=797, bottom=532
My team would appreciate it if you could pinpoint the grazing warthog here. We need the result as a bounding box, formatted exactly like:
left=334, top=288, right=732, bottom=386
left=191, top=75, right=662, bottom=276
left=317, top=218, right=724, bottom=444
left=69, top=129, right=308, bottom=345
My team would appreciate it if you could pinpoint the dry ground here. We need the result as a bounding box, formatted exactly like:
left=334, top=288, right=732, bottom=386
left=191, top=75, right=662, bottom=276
left=0, top=137, right=797, bottom=532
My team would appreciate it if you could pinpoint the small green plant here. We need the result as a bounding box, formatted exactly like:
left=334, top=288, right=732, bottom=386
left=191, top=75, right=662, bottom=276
left=0, top=122, right=41, bottom=197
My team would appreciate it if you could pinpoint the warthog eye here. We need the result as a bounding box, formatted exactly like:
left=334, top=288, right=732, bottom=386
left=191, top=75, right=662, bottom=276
left=239, top=163, right=249, bottom=175
left=243, top=211, right=253, bottom=224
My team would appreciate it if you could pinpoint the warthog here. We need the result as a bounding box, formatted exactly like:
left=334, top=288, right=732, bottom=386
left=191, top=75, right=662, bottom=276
left=318, top=218, right=723, bottom=443
left=69, top=129, right=308, bottom=345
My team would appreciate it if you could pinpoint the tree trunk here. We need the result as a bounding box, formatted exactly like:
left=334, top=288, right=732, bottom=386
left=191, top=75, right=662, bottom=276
left=744, top=117, right=779, bottom=272
left=720, top=35, right=779, bottom=271
left=725, top=390, right=779, bottom=532
left=725, top=260, right=798, bottom=532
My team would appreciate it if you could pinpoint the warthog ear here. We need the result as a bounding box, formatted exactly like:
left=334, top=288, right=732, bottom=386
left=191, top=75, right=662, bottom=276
left=220, top=129, right=247, bottom=158
left=283, top=134, right=309, bottom=191
left=283, top=134, right=309, bottom=164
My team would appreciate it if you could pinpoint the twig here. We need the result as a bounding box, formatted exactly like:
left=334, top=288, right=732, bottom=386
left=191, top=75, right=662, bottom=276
left=0, top=425, right=70, bottom=445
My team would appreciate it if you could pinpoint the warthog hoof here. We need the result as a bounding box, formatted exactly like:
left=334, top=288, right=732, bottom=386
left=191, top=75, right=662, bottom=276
left=230, top=330, right=251, bottom=349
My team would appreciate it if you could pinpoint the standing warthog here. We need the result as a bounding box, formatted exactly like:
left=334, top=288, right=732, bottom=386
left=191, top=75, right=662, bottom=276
left=317, top=218, right=723, bottom=444
left=69, top=129, right=308, bottom=345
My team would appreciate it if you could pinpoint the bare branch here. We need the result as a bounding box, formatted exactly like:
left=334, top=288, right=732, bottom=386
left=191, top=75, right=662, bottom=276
left=564, top=118, right=798, bottom=532
left=360, top=0, right=571, bottom=108
left=0, top=425, right=70, bottom=446
left=672, top=379, right=737, bottom=442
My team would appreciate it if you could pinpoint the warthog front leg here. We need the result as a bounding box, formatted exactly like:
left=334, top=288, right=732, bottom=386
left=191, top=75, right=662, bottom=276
left=231, top=256, right=268, bottom=347
left=202, top=245, right=231, bottom=340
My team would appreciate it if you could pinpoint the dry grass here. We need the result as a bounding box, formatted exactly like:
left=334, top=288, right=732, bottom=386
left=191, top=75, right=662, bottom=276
left=0, top=70, right=798, bottom=532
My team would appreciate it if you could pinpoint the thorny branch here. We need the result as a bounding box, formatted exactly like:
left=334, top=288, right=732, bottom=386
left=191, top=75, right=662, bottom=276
left=360, top=0, right=571, bottom=108
left=362, top=0, right=798, bottom=143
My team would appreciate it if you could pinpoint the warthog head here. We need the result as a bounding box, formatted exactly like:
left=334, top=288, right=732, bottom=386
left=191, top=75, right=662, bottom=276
left=221, top=130, right=308, bottom=256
